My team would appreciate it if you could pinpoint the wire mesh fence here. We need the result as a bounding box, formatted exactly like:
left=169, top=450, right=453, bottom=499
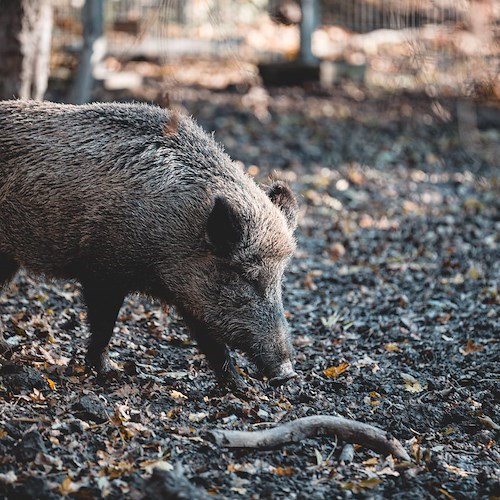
left=49, top=0, right=499, bottom=100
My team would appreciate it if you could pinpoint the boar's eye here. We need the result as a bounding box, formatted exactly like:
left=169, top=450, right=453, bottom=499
left=225, top=263, right=265, bottom=296
left=206, top=196, right=243, bottom=257
left=241, top=271, right=267, bottom=296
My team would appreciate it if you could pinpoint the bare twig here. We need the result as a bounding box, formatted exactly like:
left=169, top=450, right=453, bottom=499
left=209, top=415, right=411, bottom=461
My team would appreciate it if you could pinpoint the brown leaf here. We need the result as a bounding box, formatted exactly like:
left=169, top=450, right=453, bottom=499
left=466, top=264, right=483, bottom=280
left=459, top=340, right=483, bottom=355
left=272, top=466, right=294, bottom=476
left=401, top=373, right=425, bottom=393
left=323, top=362, right=350, bottom=378
left=330, top=242, right=346, bottom=260
left=340, top=478, right=383, bottom=493
left=463, top=198, right=485, bottom=213
left=384, top=343, right=400, bottom=352
left=170, top=390, right=188, bottom=400
left=59, top=477, right=77, bottom=496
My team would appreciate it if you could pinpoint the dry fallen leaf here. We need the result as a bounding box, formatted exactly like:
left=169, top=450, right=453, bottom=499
left=323, top=362, right=350, bottom=378
left=437, top=313, right=451, bottom=324
left=466, top=264, right=483, bottom=280
left=139, top=459, right=173, bottom=474
left=272, top=466, right=294, bottom=476
left=330, top=242, right=346, bottom=260
left=228, top=462, right=259, bottom=475
left=459, top=340, right=483, bottom=355
left=463, top=197, right=485, bottom=212
left=59, top=477, right=77, bottom=496
left=368, top=391, right=383, bottom=406
left=450, top=273, right=464, bottom=285
left=376, top=467, right=400, bottom=477
left=170, top=390, right=188, bottom=400
left=444, top=463, right=469, bottom=477
left=340, top=478, right=383, bottom=493
left=188, top=412, right=208, bottom=423
left=303, top=272, right=318, bottom=290
left=401, top=373, right=426, bottom=393
left=30, top=388, right=46, bottom=402
left=384, top=342, right=400, bottom=352
left=231, top=487, right=248, bottom=495
left=0, top=471, right=17, bottom=485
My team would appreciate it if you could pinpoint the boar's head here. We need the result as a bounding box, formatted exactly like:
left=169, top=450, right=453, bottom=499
left=173, top=180, right=299, bottom=385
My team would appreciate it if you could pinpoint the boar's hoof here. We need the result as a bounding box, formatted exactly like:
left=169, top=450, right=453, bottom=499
left=268, top=361, right=299, bottom=387
left=219, top=373, right=248, bottom=394
left=86, top=353, right=121, bottom=380
left=0, top=337, right=14, bottom=358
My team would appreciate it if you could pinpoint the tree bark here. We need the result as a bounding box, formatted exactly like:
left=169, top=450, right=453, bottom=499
left=0, top=0, right=53, bottom=100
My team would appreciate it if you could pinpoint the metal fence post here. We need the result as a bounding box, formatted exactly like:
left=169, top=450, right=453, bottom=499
left=299, top=0, right=319, bottom=64
left=69, top=0, right=105, bottom=104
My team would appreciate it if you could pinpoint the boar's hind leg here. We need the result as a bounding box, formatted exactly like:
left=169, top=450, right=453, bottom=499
left=184, top=315, right=246, bottom=390
left=0, top=253, right=19, bottom=354
left=82, top=280, right=126, bottom=375
left=0, top=253, right=19, bottom=288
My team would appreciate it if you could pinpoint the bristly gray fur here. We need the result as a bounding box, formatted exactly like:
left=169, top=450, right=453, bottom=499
left=0, top=100, right=298, bottom=383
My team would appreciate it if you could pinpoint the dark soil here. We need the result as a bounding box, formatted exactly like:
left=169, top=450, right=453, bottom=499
left=1, top=84, right=499, bottom=499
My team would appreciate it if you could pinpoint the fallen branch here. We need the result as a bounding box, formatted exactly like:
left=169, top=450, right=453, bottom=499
left=209, top=415, right=411, bottom=461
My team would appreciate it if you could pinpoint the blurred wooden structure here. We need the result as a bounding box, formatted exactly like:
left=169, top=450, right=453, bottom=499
left=50, top=0, right=498, bottom=100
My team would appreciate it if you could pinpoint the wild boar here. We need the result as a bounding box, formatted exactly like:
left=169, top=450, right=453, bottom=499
left=0, top=100, right=299, bottom=388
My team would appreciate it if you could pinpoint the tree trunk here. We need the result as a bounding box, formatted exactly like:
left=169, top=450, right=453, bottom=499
left=0, top=0, right=53, bottom=100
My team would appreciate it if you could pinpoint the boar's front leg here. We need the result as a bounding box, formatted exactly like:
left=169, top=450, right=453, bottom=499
left=183, top=314, right=246, bottom=391
left=82, top=280, right=126, bottom=375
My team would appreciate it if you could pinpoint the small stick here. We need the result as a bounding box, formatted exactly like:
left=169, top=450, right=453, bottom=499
left=209, top=415, right=411, bottom=461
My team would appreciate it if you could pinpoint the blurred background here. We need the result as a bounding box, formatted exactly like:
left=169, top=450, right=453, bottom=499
left=0, top=0, right=498, bottom=172
left=1, top=1, right=498, bottom=111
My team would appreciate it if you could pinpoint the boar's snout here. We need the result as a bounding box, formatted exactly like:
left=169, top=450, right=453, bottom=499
left=249, top=313, right=296, bottom=386
left=259, top=315, right=297, bottom=385
left=268, top=360, right=299, bottom=386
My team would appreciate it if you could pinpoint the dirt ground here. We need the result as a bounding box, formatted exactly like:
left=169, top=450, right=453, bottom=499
left=0, top=81, right=499, bottom=499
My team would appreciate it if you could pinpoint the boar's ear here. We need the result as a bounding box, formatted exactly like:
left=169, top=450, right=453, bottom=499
left=206, top=196, right=243, bottom=256
left=267, top=181, right=298, bottom=230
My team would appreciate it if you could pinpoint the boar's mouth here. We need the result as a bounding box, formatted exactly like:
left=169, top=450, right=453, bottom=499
left=259, top=360, right=299, bottom=387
